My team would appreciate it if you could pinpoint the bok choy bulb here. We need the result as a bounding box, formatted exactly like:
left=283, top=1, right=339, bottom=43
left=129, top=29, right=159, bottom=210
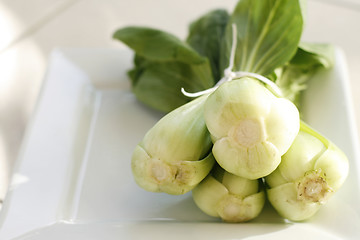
left=204, top=77, right=300, bottom=179
left=131, top=95, right=215, bottom=195
left=265, top=122, right=349, bottom=221
left=192, top=165, right=265, bottom=222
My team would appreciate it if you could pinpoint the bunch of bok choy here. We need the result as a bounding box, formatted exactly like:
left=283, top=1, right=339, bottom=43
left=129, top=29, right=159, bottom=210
left=113, top=0, right=349, bottom=223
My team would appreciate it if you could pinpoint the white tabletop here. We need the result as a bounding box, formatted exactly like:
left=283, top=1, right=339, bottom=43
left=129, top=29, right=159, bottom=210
left=0, top=0, right=359, bottom=206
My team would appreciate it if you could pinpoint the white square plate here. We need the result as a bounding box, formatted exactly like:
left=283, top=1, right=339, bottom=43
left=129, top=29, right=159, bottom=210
left=0, top=47, right=359, bottom=240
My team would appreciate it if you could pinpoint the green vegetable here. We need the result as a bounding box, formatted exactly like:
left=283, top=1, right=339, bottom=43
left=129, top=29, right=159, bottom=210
left=113, top=0, right=308, bottom=112
left=129, top=56, right=213, bottom=112
left=186, top=9, right=230, bottom=82
left=192, top=164, right=265, bottom=222
left=204, top=77, right=300, bottom=179
left=113, top=27, right=214, bottom=112
left=131, top=95, right=215, bottom=195
left=220, top=0, right=303, bottom=76
left=116, top=0, right=348, bottom=223
left=265, top=122, right=349, bottom=221
left=113, top=27, right=206, bottom=64
left=274, top=42, right=334, bottom=108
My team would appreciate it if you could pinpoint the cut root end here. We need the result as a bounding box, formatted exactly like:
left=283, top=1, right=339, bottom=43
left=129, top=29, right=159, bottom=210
left=230, top=118, right=263, bottom=148
left=149, top=160, right=173, bottom=184
left=218, top=195, right=250, bottom=223
left=149, top=159, right=191, bottom=186
left=296, top=170, right=333, bottom=204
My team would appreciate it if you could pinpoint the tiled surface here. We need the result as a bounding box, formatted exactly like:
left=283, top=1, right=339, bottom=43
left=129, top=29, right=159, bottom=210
left=0, top=0, right=359, bottom=208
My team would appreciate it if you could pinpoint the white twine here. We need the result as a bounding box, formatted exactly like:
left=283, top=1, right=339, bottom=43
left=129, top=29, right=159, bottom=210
left=181, top=23, right=283, bottom=98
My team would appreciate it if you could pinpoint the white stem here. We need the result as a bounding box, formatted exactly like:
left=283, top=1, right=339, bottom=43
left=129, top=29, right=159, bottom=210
left=233, top=72, right=283, bottom=97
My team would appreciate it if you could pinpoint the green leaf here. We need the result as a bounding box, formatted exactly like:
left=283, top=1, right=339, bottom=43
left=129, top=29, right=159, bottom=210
left=293, top=42, right=334, bottom=68
left=128, top=54, right=148, bottom=87
left=221, top=0, right=303, bottom=76
left=113, top=26, right=206, bottom=64
left=113, top=26, right=215, bottom=112
left=132, top=59, right=214, bottom=112
left=186, top=9, right=230, bottom=82
left=275, top=42, right=334, bottom=108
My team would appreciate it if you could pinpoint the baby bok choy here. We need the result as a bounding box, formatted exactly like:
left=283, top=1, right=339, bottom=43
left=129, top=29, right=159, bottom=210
left=265, top=122, right=349, bottom=221
left=131, top=95, right=215, bottom=195
left=192, top=164, right=265, bottom=222
left=204, top=77, right=300, bottom=180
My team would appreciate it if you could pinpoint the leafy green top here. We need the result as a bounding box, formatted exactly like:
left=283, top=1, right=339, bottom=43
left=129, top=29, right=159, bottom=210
left=113, top=0, right=333, bottom=112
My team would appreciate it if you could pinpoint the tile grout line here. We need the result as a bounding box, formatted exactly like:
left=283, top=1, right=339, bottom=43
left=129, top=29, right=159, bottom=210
left=0, top=0, right=83, bottom=54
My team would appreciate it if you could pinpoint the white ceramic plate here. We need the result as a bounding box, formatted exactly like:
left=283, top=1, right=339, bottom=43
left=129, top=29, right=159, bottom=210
left=0, top=47, right=359, bottom=240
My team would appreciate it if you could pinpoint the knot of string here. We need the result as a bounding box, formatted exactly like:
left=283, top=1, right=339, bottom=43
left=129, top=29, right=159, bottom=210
left=181, top=24, right=283, bottom=98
